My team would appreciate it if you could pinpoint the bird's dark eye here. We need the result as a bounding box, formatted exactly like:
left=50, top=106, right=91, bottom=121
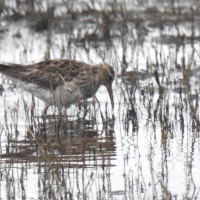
left=109, top=76, right=113, bottom=82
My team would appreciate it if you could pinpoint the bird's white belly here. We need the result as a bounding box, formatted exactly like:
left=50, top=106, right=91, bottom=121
left=12, top=79, right=83, bottom=107
left=53, top=83, right=83, bottom=107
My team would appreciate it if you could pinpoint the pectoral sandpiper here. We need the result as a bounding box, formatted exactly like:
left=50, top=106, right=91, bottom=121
left=0, top=60, right=115, bottom=108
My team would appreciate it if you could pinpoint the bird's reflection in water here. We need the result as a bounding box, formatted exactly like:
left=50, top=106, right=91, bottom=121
left=2, top=113, right=116, bottom=168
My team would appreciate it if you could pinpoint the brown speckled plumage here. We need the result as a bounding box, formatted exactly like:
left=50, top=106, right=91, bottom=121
left=0, top=59, right=115, bottom=108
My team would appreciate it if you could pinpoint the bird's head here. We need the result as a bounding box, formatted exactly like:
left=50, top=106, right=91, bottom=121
left=98, top=63, right=115, bottom=109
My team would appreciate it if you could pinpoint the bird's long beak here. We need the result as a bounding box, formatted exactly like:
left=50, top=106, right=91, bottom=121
left=106, top=85, right=114, bottom=109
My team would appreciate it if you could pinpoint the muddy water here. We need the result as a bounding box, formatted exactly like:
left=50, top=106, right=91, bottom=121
left=0, top=0, right=200, bottom=199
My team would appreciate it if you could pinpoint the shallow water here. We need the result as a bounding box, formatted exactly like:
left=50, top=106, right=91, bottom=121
left=0, top=0, right=200, bottom=199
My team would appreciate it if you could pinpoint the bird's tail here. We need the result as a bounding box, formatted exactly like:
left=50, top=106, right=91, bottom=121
left=0, top=63, right=27, bottom=79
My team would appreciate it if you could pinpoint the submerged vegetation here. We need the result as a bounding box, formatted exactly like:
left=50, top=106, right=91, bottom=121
left=0, top=0, right=200, bottom=199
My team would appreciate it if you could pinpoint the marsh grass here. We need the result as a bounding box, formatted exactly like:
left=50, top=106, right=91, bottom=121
left=0, top=0, right=200, bottom=199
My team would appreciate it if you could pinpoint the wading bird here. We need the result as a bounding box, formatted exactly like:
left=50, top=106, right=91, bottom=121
left=0, top=59, right=115, bottom=109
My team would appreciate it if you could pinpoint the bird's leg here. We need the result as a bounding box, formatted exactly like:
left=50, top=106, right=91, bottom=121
left=42, top=104, right=50, bottom=115
left=83, top=101, right=89, bottom=119
left=77, top=101, right=88, bottom=119
left=55, top=108, right=64, bottom=138
left=41, top=105, right=49, bottom=139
